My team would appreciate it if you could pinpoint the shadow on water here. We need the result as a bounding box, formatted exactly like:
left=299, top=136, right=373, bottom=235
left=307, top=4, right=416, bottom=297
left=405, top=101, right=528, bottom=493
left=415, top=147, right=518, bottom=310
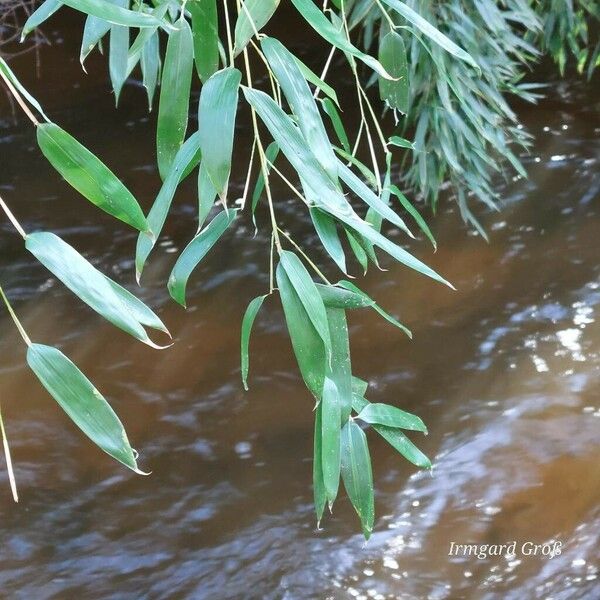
left=0, top=8, right=599, bottom=600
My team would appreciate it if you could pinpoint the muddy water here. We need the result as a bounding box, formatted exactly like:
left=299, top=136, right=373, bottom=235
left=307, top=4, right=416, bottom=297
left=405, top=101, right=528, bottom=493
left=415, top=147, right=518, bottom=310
left=1, top=11, right=599, bottom=600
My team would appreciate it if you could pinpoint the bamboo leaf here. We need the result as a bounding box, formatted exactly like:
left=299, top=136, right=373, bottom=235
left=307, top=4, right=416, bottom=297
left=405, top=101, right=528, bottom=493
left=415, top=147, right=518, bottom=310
left=141, top=31, right=160, bottom=110
left=316, top=284, right=373, bottom=310
left=109, top=19, right=129, bottom=105
left=310, top=208, right=347, bottom=274
left=276, top=263, right=326, bottom=398
left=241, top=294, right=267, bottom=390
left=27, top=344, right=142, bottom=472
left=325, top=307, right=352, bottom=422
left=341, top=420, right=375, bottom=539
left=388, top=135, right=414, bottom=150
left=80, top=13, right=111, bottom=66
left=379, top=31, right=409, bottom=113
left=234, top=0, right=280, bottom=56
left=36, top=123, right=148, bottom=232
left=168, top=209, right=237, bottom=306
left=321, top=98, right=350, bottom=153
left=321, top=376, right=341, bottom=503
left=313, top=403, right=327, bottom=522
left=290, top=0, right=394, bottom=79
left=198, top=68, right=242, bottom=198
left=157, top=18, right=194, bottom=180
left=190, top=0, right=219, bottom=82
left=61, top=0, right=164, bottom=28
left=389, top=184, right=437, bottom=250
left=252, top=141, right=279, bottom=216
left=26, top=232, right=168, bottom=346
left=357, top=403, right=427, bottom=432
left=22, top=0, right=63, bottom=39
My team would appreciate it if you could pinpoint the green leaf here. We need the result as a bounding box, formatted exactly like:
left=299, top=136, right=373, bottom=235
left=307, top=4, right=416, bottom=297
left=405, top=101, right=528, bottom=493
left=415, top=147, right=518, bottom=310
left=389, top=184, right=436, bottom=250
left=338, top=280, right=412, bottom=338
left=341, top=420, right=375, bottom=539
left=351, top=376, right=368, bottom=398
left=141, top=31, right=160, bottom=110
left=109, top=19, right=129, bottom=106
left=279, top=250, right=331, bottom=356
left=352, top=394, right=430, bottom=468
left=325, top=307, right=352, bottom=422
left=27, top=344, right=142, bottom=472
left=168, top=209, right=237, bottom=306
left=380, top=0, right=479, bottom=70
left=136, top=132, right=202, bottom=279
left=345, top=228, right=369, bottom=274
left=310, top=208, right=347, bottom=274
left=80, top=13, right=111, bottom=66
left=321, top=376, right=341, bottom=503
left=198, top=161, right=218, bottom=231
left=262, top=37, right=337, bottom=179
left=321, top=98, right=350, bottom=153
left=276, top=263, right=326, bottom=398
left=22, top=0, right=63, bottom=39
left=388, top=135, right=414, bottom=150
left=234, top=0, right=280, bottom=56
left=26, top=232, right=168, bottom=346
left=198, top=68, right=242, bottom=198
left=379, top=31, right=409, bottom=113
left=61, top=0, right=164, bottom=28
left=240, top=294, right=267, bottom=390
left=357, top=403, right=427, bottom=432
left=294, top=56, right=339, bottom=107
left=190, top=0, right=219, bottom=82
left=290, top=0, right=394, bottom=79
left=313, top=403, right=327, bottom=522
left=157, top=18, right=194, bottom=180
left=316, top=284, right=373, bottom=310
left=36, top=123, right=148, bottom=232
left=0, top=57, right=50, bottom=122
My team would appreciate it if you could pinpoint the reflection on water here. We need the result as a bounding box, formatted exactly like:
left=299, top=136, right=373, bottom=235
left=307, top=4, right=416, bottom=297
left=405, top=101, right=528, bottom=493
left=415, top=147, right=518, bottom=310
left=1, top=15, right=599, bottom=600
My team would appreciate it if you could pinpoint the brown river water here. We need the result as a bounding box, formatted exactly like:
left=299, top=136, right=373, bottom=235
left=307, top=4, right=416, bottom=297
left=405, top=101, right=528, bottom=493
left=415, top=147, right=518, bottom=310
left=0, top=8, right=599, bottom=600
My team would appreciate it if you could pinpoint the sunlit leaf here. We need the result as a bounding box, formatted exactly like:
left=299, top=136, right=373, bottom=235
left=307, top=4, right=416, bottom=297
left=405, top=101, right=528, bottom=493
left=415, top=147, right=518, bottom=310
left=27, top=344, right=142, bottom=472
left=36, top=123, right=148, bottom=232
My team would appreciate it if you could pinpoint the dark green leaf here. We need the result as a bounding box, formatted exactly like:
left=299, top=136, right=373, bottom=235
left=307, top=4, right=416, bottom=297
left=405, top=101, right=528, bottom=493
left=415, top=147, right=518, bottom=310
left=234, top=0, right=280, bottom=56
left=190, top=0, right=219, bottom=82
left=310, top=208, right=347, bottom=274
left=379, top=31, right=409, bottom=113
left=61, top=0, right=164, bottom=28
left=321, top=376, right=341, bottom=503
left=241, top=294, right=267, bottom=390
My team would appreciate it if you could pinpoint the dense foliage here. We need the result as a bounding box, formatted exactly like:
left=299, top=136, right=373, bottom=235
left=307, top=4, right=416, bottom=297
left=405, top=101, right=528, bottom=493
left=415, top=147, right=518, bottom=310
left=0, top=0, right=596, bottom=537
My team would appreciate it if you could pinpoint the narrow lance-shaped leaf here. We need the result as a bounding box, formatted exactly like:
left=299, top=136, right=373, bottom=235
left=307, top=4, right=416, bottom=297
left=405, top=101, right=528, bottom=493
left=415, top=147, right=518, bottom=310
left=389, top=184, right=437, bottom=250
left=61, top=0, right=165, bottom=28
left=141, top=31, right=160, bottom=110
left=310, top=208, right=347, bottom=274
left=157, top=17, right=194, bottom=180
left=313, top=403, right=327, bottom=523
left=168, top=209, right=237, bottom=306
left=316, top=284, right=373, bottom=310
left=276, top=263, right=326, bottom=398
left=198, top=68, right=242, bottom=198
left=279, top=251, right=331, bottom=358
left=352, top=394, right=431, bottom=468
left=22, top=0, right=63, bottom=40
left=234, top=0, right=281, bottom=56
left=27, top=344, right=143, bottom=473
left=289, top=0, right=394, bottom=79
left=190, top=0, right=219, bottom=82
left=109, top=17, right=129, bottom=106
left=136, top=131, right=202, bottom=279
left=321, top=98, right=350, bottom=153
left=198, top=161, right=218, bottom=231
left=240, top=294, right=267, bottom=390
left=252, top=141, right=279, bottom=216
left=380, top=0, right=479, bottom=70
left=80, top=13, right=111, bottom=66
left=321, top=376, right=341, bottom=503
left=36, top=123, right=148, bottom=232
left=262, top=37, right=337, bottom=180
left=26, top=232, right=169, bottom=347
left=341, top=420, right=375, bottom=539
left=379, top=31, right=409, bottom=113
left=357, top=403, right=427, bottom=432
left=0, top=57, right=50, bottom=122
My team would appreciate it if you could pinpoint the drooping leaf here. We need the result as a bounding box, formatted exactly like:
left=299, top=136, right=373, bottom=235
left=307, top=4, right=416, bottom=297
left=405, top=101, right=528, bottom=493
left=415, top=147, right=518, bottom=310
left=198, top=68, right=242, bottom=198
left=352, top=394, right=431, bottom=468
left=61, top=0, right=164, bottom=28
left=379, top=31, right=409, bottom=113
left=380, top=0, right=479, bottom=70
left=357, top=402, right=427, bottom=432
left=190, top=0, right=219, bottom=82
left=321, top=376, right=341, bottom=503
left=141, top=31, right=160, bottom=110
left=276, top=263, right=326, bottom=398
left=241, top=294, right=267, bottom=390
left=22, top=0, right=63, bottom=39
left=294, top=56, right=339, bottom=107
left=290, top=0, right=393, bottom=79
left=310, top=208, right=347, bottom=274
left=313, top=403, right=327, bottom=522
left=136, top=132, right=202, bottom=279
left=325, top=307, right=352, bottom=422
left=168, top=209, right=237, bottom=306
left=340, top=420, right=375, bottom=539
left=321, top=98, right=350, bottom=153
left=27, top=344, right=142, bottom=472
left=388, top=136, right=415, bottom=150
left=157, top=17, right=194, bottom=180
left=26, top=232, right=168, bottom=346
left=389, top=184, right=437, bottom=250
left=234, top=0, right=280, bottom=56
left=80, top=13, right=111, bottom=66
left=316, top=284, right=373, bottom=310
left=36, top=123, right=148, bottom=232
left=198, top=161, right=218, bottom=231
left=338, top=280, right=412, bottom=338
left=279, top=250, right=331, bottom=356
left=252, top=141, right=279, bottom=216
left=109, top=19, right=129, bottom=105
left=0, top=57, right=50, bottom=122
left=262, top=37, right=337, bottom=179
